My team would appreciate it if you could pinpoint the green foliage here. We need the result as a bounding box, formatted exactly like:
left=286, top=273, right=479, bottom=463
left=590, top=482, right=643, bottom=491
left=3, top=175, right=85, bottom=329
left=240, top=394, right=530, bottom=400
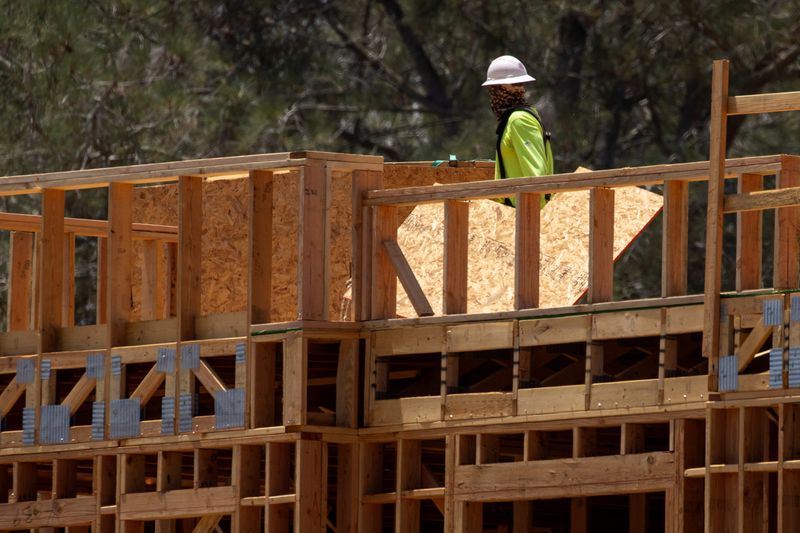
left=2, top=0, right=800, bottom=172
left=2, top=0, right=800, bottom=317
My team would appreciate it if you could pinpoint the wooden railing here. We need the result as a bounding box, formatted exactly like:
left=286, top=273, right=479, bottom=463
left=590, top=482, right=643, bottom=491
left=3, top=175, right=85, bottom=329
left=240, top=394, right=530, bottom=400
left=355, top=154, right=800, bottom=427
left=704, top=59, right=800, bottom=392
left=358, top=154, right=796, bottom=321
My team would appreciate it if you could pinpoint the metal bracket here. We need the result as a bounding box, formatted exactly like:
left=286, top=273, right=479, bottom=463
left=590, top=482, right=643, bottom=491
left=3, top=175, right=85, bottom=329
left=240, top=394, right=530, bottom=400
left=763, top=299, right=783, bottom=326
left=161, top=396, right=175, bottom=435
left=215, top=388, right=245, bottom=429
left=157, top=347, right=176, bottom=373
left=16, top=358, right=34, bottom=384
left=769, top=348, right=784, bottom=389
left=40, top=404, right=70, bottom=445
left=110, top=398, right=141, bottom=439
left=86, top=353, right=105, bottom=379
left=719, top=354, right=738, bottom=392
left=181, top=343, right=200, bottom=370
left=91, top=401, right=106, bottom=440
left=235, top=342, right=246, bottom=365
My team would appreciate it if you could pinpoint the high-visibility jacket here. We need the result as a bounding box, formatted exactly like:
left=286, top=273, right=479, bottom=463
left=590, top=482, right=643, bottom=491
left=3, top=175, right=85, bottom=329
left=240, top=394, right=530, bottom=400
left=494, top=108, right=554, bottom=206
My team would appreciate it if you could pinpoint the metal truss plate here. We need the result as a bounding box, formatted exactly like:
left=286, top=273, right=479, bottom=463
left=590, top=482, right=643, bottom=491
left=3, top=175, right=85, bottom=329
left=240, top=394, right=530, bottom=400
left=40, top=359, right=52, bottom=381
left=111, top=355, right=122, bottom=376
left=16, top=358, right=34, bottom=384
left=770, top=348, right=784, bottom=389
left=86, top=352, right=105, bottom=379
left=792, top=296, right=800, bottom=323
left=789, top=347, right=800, bottom=388
left=178, top=393, right=194, bottom=433
left=181, top=343, right=200, bottom=370
left=157, top=347, right=176, bottom=373
left=22, top=407, right=35, bottom=445
left=764, top=299, right=784, bottom=326
left=91, top=401, right=106, bottom=440
left=719, top=354, right=738, bottom=392
left=161, top=396, right=175, bottom=435
left=110, top=398, right=141, bottom=439
left=40, top=404, right=70, bottom=445
left=235, top=342, right=246, bottom=365
left=215, top=388, right=245, bottom=429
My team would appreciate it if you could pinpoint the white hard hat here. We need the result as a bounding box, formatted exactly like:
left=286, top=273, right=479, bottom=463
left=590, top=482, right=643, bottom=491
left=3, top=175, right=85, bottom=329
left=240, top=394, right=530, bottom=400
left=482, top=55, right=536, bottom=86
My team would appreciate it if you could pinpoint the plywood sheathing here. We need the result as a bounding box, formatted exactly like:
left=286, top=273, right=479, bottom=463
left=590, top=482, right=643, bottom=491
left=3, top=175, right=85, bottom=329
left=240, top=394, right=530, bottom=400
left=129, top=165, right=493, bottom=322
left=396, top=186, right=663, bottom=316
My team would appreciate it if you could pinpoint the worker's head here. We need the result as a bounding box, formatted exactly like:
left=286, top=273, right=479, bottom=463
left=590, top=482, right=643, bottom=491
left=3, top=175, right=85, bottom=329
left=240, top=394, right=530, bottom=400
left=482, top=55, right=535, bottom=87
left=483, top=56, right=534, bottom=120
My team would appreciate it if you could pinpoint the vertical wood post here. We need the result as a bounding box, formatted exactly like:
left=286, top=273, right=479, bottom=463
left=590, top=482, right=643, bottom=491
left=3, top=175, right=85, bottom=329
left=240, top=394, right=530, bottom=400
left=96, top=237, right=108, bottom=324
left=39, top=189, right=65, bottom=353
left=94, top=454, right=116, bottom=532
left=141, top=240, right=169, bottom=321
left=248, top=170, right=274, bottom=429
left=588, top=187, right=614, bottom=304
left=62, top=232, right=75, bottom=327
left=444, top=200, right=469, bottom=315
left=336, top=339, right=359, bottom=428
left=337, top=443, right=358, bottom=533
left=358, top=442, right=384, bottom=532
left=663, top=180, right=689, bottom=297
left=736, top=174, right=763, bottom=291
left=266, top=442, right=291, bottom=531
left=107, top=183, right=133, bottom=346
left=249, top=169, right=274, bottom=325
left=176, top=176, right=202, bottom=433
left=295, top=439, right=323, bottom=532
left=372, top=206, right=398, bottom=319
left=352, top=170, right=383, bottom=322
left=703, top=59, right=730, bottom=391
left=659, top=179, right=686, bottom=400
left=298, top=161, right=330, bottom=320
left=104, top=183, right=134, bottom=440
left=396, top=439, right=421, bottom=533
left=178, top=176, right=202, bottom=341
left=282, top=332, right=307, bottom=426
left=515, top=192, right=541, bottom=310
left=454, top=501, right=482, bottom=533
left=233, top=445, right=263, bottom=532
left=774, top=159, right=800, bottom=289
left=8, top=231, right=34, bottom=331
left=35, top=189, right=65, bottom=444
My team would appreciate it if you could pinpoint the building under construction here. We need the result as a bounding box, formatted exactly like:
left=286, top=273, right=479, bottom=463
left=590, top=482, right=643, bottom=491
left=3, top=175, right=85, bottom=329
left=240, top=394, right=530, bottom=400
left=0, top=60, right=799, bottom=532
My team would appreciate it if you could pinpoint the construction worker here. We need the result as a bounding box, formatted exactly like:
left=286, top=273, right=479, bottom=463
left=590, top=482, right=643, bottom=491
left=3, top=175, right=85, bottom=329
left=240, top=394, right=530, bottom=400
left=483, top=55, right=554, bottom=207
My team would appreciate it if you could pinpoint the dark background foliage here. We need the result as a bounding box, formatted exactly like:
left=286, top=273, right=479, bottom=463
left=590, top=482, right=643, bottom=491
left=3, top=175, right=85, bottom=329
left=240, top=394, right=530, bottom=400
left=2, top=0, right=800, bottom=324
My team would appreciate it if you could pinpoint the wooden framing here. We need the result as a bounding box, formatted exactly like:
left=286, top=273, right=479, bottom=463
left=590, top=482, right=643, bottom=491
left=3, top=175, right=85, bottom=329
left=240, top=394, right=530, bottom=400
left=1, top=65, right=800, bottom=530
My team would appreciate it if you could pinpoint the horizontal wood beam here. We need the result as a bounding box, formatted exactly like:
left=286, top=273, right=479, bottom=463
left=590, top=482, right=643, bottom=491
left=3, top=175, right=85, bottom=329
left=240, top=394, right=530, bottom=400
left=727, top=91, right=800, bottom=116
left=0, top=154, right=307, bottom=195
left=119, top=486, right=237, bottom=521
left=0, top=212, right=178, bottom=241
left=724, top=185, right=800, bottom=213
left=364, top=156, right=784, bottom=207
left=454, top=452, right=675, bottom=502
left=0, top=497, right=96, bottom=529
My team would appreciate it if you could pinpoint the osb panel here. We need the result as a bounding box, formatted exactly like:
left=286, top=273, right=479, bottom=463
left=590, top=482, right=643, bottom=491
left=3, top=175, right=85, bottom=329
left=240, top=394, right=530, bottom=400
left=396, top=186, right=663, bottom=316
left=129, top=164, right=492, bottom=322
left=130, top=173, right=299, bottom=322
